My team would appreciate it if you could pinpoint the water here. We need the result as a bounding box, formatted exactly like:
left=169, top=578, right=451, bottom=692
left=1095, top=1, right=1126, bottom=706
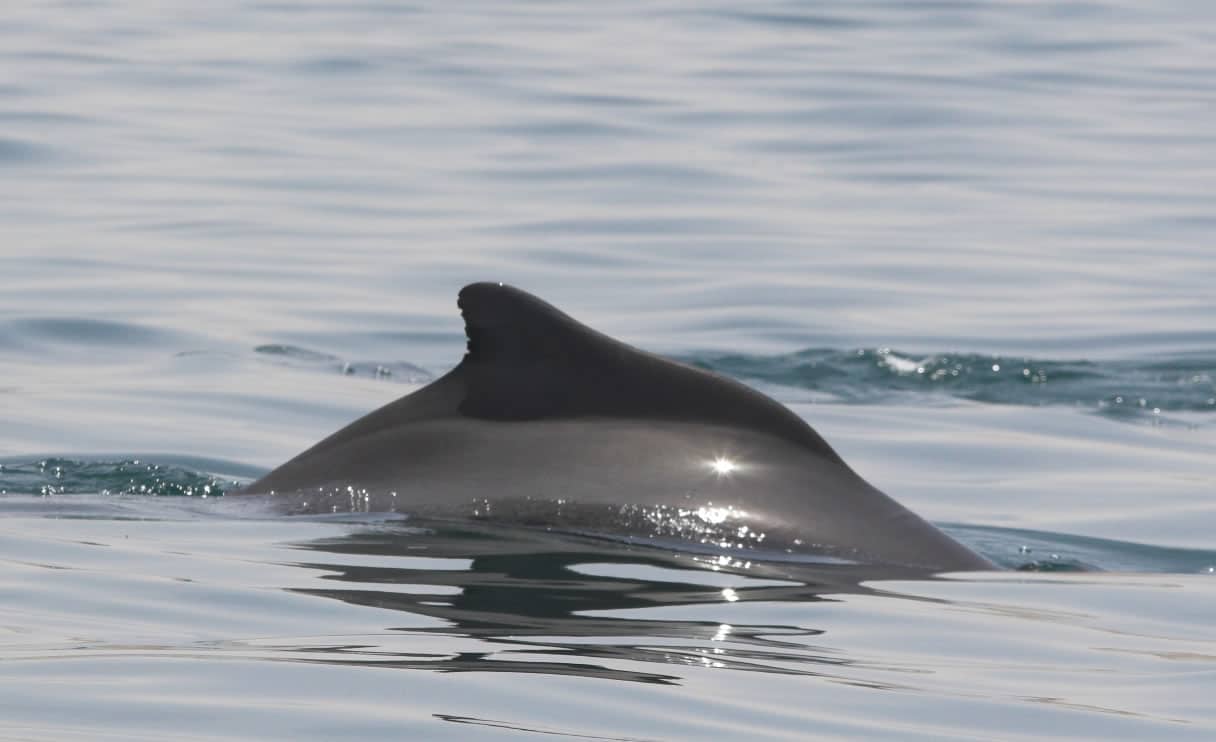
left=2, top=0, right=1215, bottom=738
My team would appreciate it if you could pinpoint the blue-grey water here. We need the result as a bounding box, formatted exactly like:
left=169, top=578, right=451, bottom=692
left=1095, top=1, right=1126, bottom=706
left=2, top=0, right=1215, bottom=739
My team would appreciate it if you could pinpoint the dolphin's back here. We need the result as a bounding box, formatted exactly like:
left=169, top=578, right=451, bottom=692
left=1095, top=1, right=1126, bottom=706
left=242, top=283, right=993, bottom=572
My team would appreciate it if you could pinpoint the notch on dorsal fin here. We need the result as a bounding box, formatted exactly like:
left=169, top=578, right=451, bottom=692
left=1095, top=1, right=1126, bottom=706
left=455, top=282, right=845, bottom=464
left=458, top=282, right=598, bottom=367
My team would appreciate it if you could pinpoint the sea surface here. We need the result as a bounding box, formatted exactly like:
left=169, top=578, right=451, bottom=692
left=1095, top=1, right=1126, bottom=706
left=2, top=1, right=1215, bottom=739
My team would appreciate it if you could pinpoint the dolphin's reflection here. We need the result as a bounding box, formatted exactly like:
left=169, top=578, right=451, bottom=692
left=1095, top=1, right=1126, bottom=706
left=281, top=521, right=936, bottom=684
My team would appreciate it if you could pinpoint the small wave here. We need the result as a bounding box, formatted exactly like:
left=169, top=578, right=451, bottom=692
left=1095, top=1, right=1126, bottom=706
left=254, top=344, right=433, bottom=383
left=2, top=317, right=183, bottom=350
left=0, top=458, right=234, bottom=497
left=687, top=348, right=1216, bottom=418
left=945, top=524, right=1216, bottom=574
left=0, top=135, right=55, bottom=164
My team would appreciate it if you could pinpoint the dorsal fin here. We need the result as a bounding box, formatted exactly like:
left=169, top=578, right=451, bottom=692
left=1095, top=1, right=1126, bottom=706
left=455, top=282, right=845, bottom=464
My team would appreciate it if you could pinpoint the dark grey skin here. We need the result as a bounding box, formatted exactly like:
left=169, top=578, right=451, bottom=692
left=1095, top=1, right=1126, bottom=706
left=241, top=282, right=993, bottom=572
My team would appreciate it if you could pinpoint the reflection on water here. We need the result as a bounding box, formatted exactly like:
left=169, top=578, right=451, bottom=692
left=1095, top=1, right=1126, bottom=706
left=1, top=508, right=1214, bottom=738
left=282, top=521, right=933, bottom=684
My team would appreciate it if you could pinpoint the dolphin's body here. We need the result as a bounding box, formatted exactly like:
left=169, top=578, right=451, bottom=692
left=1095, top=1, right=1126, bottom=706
left=242, top=283, right=992, bottom=571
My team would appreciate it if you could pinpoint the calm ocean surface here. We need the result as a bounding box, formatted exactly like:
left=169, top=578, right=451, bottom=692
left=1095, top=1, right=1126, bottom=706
left=2, top=1, right=1214, bottom=739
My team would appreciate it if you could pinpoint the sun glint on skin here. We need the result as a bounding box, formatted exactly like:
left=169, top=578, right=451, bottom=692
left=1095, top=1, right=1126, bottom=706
left=709, top=456, right=738, bottom=476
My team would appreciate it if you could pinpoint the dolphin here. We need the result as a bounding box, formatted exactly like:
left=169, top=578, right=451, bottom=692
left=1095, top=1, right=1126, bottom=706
left=241, top=282, right=992, bottom=571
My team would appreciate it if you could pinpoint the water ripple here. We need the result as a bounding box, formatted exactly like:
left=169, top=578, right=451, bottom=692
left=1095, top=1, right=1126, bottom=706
left=0, top=136, right=55, bottom=164
left=688, top=348, right=1216, bottom=417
